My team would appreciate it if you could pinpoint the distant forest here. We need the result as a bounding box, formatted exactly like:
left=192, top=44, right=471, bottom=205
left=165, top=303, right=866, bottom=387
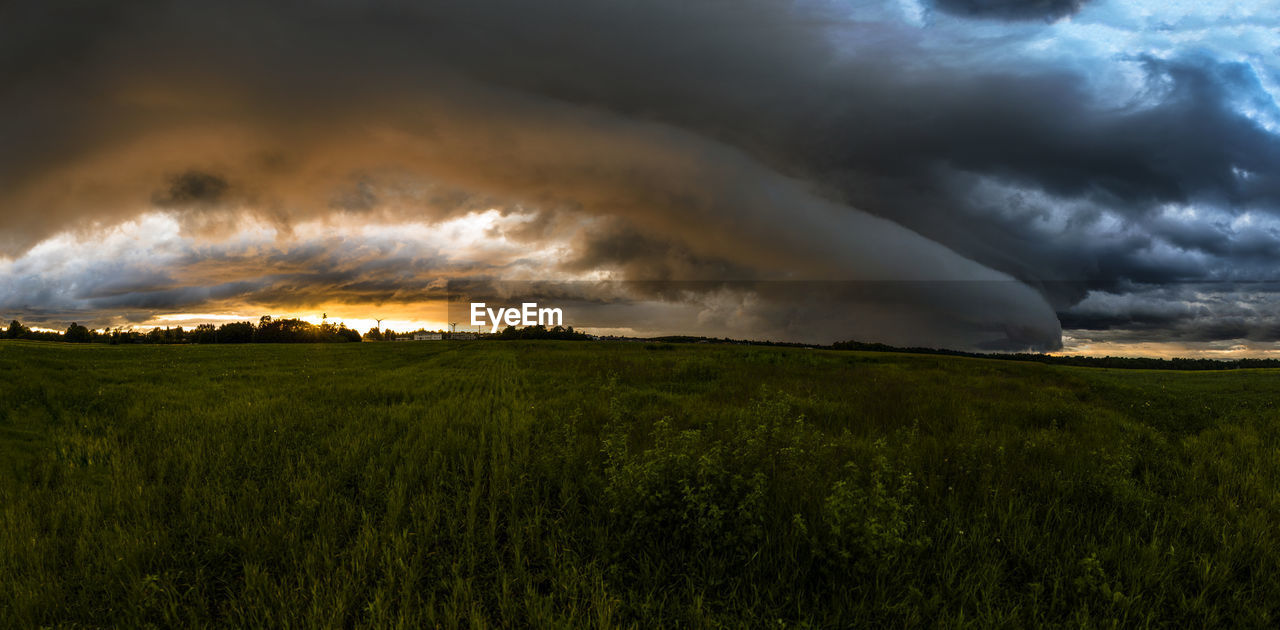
left=5, top=319, right=1277, bottom=369
left=4, top=317, right=363, bottom=344
left=2, top=318, right=591, bottom=345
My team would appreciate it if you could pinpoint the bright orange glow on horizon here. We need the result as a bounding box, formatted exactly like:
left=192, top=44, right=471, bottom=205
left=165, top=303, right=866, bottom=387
left=138, top=308, right=455, bottom=334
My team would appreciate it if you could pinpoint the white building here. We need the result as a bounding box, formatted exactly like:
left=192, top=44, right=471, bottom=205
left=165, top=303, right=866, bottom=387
left=414, top=332, right=443, bottom=341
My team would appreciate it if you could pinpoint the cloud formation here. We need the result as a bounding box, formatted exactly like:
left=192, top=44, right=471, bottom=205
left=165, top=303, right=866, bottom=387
left=930, top=0, right=1092, bottom=21
left=2, top=0, right=1279, bottom=351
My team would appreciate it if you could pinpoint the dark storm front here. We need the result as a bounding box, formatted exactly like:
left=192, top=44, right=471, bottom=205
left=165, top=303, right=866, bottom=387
left=443, top=280, right=1083, bottom=350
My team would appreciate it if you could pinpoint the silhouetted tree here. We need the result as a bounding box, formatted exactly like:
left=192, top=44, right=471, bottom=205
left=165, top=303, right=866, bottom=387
left=217, top=321, right=255, bottom=343
left=6, top=320, right=27, bottom=339
left=193, top=323, right=217, bottom=344
left=65, top=322, right=91, bottom=343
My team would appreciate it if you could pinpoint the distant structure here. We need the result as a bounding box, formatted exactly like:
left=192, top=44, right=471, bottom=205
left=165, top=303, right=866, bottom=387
left=414, top=332, right=443, bottom=341
left=450, top=332, right=477, bottom=340
left=449, top=322, right=457, bottom=333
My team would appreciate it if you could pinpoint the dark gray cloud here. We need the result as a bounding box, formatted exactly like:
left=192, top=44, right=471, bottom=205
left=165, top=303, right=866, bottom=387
left=1, top=0, right=1278, bottom=350
left=153, top=170, right=230, bottom=207
left=1059, top=283, right=1280, bottom=343
left=930, top=0, right=1092, bottom=21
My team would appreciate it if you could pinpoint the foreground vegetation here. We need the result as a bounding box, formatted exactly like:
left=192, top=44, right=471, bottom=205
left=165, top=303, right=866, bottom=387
left=3, top=340, right=1280, bottom=627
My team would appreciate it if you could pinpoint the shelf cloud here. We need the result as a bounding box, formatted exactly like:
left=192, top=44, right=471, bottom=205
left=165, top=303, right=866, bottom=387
left=2, top=0, right=1278, bottom=352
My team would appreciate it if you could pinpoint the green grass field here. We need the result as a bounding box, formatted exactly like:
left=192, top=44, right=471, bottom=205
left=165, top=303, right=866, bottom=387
left=4, top=340, right=1280, bottom=627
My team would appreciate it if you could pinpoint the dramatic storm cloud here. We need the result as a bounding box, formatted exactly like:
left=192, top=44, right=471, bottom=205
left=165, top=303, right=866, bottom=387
left=930, top=0, right=1093, bottom=21
left=2, top=0, right=1278, bottom=353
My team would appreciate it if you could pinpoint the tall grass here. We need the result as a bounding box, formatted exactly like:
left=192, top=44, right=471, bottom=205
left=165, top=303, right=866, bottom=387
left=3, top=340, right=1280, bottom=627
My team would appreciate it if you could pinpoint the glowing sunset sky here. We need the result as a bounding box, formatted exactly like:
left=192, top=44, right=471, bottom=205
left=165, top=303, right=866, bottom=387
left=3, top=1, right=1280, bottom=356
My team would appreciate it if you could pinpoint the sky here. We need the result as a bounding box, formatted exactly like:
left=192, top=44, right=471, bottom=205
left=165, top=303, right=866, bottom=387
left=2, top=0, right=1280, bottom=356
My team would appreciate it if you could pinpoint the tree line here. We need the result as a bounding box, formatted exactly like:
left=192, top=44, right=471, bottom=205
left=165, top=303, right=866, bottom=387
left=3, top=318, right=594, bottom=345
left=5, top=316, right=362, bottom=344
left=491, top=324, right=590, bottom=340
left=362, top=324, right=590, bottom=341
